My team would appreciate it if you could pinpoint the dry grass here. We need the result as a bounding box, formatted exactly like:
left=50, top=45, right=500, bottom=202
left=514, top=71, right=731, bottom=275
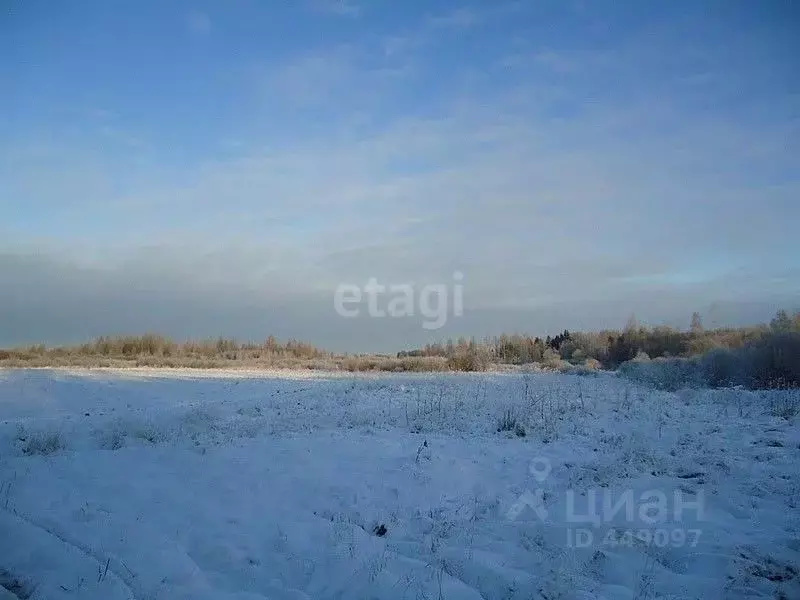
left=342, top=355, right=450, bottom=373
left=0, top=337, right=459, bottom=373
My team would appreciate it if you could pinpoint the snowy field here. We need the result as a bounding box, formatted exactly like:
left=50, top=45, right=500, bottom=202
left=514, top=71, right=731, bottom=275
left=0, top=369, right=798, bottom=600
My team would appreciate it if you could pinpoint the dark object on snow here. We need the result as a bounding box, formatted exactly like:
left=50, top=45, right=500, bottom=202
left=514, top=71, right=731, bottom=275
left=372, top=523, right=388, bottom=537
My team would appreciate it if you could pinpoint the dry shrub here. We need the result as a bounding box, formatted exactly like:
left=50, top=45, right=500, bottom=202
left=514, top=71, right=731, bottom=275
left=583, top=358, right=602, bottom=370
left=447, top=348, right=488, bottom=372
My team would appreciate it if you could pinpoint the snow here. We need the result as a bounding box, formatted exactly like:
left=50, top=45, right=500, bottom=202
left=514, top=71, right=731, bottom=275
left=0, top=368, right=798, bottom=599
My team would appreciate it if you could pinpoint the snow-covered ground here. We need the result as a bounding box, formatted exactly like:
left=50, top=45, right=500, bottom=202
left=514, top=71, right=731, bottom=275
left=0, top=369, right=798, bottom=600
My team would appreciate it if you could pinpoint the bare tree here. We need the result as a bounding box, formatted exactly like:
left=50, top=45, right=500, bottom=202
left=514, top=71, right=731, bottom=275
left=690, top=312, right=704, bottom=334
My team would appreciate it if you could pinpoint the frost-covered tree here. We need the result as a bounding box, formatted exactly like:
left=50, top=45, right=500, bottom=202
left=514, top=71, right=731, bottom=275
left=770, top=309, right=792, bottom=333
left=690, top=312, right=704, bottom=334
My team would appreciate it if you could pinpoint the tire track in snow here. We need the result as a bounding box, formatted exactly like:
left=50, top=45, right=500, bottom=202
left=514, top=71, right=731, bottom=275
left=0, top=507, right=139, bottom=600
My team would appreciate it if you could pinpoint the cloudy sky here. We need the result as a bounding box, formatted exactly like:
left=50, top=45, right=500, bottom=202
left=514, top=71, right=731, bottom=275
left=1, top=0, right=798, bottom=351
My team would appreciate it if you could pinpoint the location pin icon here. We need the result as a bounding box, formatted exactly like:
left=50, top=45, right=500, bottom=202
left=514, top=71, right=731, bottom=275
left=529, top=457, right=552, bottom=483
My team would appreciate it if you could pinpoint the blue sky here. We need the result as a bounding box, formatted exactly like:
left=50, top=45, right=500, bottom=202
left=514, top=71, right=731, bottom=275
left=1, top=0, right=798, bottom=350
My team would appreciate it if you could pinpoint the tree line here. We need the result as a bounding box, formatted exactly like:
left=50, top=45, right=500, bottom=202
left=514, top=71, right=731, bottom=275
left=398, top=310, right=800, bottom=372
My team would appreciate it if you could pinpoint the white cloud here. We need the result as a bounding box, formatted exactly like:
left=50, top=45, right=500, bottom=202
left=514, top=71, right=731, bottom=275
left=307, top=0, right=361, bottom=18
left=256, top=45, right=412, bottom=112
left=187, top=11, right=211, bottom=34
left=426, top=7, right=478, bottom=30
left=4, top=85, right=797, bottom=311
